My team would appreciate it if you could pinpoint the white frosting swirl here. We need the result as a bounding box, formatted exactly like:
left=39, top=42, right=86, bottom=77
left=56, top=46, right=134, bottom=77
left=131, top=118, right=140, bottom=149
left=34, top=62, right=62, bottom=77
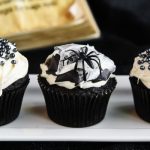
left=130, top=51, right=150, bottom=88
left=0, top=39, right=28, bottom=96
left=41, top=44, right=116, bottom=89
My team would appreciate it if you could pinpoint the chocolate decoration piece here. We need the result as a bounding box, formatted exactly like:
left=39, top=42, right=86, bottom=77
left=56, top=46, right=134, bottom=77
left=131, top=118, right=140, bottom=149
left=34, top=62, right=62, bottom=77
left=46, top=54, right=60, bottom=75
left=101, top=69, right=111, bottom=80
left=92, top=69, right=111, bottom=82
left=56, top=70, right=80, bottom=84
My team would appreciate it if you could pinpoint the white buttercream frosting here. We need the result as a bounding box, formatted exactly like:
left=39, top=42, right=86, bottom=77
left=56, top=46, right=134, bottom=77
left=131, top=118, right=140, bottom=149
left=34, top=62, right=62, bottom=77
left=40, top=44, right=116, bottom=89
left=0, top=39, right=28, bottom=96
left=130, top=50, right=150, bottom=88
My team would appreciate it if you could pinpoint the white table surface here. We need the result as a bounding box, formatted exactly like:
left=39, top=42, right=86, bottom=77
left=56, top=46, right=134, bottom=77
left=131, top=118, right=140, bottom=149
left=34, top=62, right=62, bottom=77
left=1, top=75, right=150, bottom=141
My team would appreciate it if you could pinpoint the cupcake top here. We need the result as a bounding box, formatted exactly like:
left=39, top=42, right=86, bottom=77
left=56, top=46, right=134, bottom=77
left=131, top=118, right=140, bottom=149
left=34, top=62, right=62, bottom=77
left=130, top=49, right=150, bottom=88
left=40, top=44, right=116, bottom=89
left=0, top=38, right=28, bottom=96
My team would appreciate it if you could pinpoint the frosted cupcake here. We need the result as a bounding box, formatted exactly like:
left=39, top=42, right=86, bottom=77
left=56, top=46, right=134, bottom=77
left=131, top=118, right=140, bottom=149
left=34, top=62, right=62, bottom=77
left=0, top=38, right=29, bottom=126
left=38, top=44, right=117, bottom=127
left=130, top=49, right=150, bottom=122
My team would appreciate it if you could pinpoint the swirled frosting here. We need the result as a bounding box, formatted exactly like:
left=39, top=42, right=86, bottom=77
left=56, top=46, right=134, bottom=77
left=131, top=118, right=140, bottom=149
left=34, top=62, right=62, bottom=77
left=130, top=49, right=150, bottom=88
left=0, top=38, right=28, bottom=96
left=40, top=44, right=116, bottom=89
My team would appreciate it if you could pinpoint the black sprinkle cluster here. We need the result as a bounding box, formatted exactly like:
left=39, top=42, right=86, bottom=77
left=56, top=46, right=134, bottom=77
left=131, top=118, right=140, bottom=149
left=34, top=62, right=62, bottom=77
left=138, top=49, right=150, bottom=70
left=0, top=38, right=17, bottom=66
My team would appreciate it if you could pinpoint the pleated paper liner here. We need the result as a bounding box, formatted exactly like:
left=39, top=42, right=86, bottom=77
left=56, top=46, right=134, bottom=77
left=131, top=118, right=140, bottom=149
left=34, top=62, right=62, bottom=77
left=38, top=76, right=117, bottom=127
left=0, top=75, right=29, bottom=126
left=130, top=77, right=150, bottom=122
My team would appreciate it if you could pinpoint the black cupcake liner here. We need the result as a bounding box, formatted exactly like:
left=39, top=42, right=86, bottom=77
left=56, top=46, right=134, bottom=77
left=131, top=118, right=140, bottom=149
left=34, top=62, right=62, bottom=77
left=38, top=76, right=117, bottom=127
left=130, top=77, right=150, bottom=122
left=0, top=75, right=29, bottom=126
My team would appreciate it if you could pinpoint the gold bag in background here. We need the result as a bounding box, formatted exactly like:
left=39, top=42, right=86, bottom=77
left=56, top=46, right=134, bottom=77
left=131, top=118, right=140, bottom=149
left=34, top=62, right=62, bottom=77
left=0, top=0, right=74, bottom=36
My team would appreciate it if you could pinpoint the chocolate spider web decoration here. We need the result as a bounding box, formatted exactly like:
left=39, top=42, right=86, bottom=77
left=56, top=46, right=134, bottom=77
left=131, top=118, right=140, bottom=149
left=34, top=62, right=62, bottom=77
left=62, top=46, right=102, bottom=81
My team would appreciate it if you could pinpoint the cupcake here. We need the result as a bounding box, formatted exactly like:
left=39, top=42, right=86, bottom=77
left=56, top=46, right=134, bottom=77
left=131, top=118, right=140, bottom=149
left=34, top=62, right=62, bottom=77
left=38, top=44, right=117, bottom=127
left=0, top=38, right=29, bottom=126
left=130, top=49, right=150, bottom=122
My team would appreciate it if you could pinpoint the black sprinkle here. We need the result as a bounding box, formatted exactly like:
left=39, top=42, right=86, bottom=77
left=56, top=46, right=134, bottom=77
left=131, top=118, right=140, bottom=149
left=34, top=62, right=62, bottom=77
left=5, top=55, right=9, bottom=60
left=141, top=60, right=144, bottom=64
left=138, top=60, right=142, bottom=64
left=147, top=52, right=150, bottom=55
left=11, top=60, right=16, bottom=64
left=5, top=39, right=8, bottom=43
left=6, top=50, right=10, bottom=54
left=13, top=48, right=17, bottom=52
left=146, top=58, right=149, bottom=62
left=10, top=53, right=15, bottom=58
left=0, top=52, right=3, bottom=57
left=140, top=65, right=145, bottom=70
left=1, top=45, right=5, bottom=49
left=3, top=39, right=6, bottom=42
left=1, top=48, right=5, bottom=52
left=2, top=39, right=6, bottom=43
left=5, top=45, right=11, bottom=50
left=0, top=61, right=4, bottom=66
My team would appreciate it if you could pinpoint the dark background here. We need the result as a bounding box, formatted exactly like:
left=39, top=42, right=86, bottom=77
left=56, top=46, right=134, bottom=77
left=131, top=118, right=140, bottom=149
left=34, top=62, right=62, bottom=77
left=16, top=0, right=150, bottom=149
left=23, top=0, right=150, bottom=75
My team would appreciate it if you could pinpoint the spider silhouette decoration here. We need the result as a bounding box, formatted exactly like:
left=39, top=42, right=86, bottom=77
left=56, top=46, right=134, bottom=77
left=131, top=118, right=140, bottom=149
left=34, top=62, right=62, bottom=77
left=63, top=46, right=102, bottom=81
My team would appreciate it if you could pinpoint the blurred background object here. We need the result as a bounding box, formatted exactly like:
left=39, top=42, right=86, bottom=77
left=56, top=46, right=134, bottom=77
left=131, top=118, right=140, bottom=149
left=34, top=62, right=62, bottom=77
left=0, top=0, right=100, bottom=50
left=2, top=0, right=150, bottom=74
